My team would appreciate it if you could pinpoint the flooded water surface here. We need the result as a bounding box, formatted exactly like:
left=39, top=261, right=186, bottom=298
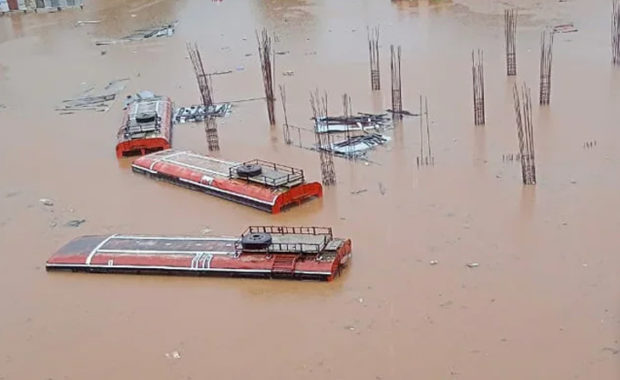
left=0, top=0, right=619, bottom=379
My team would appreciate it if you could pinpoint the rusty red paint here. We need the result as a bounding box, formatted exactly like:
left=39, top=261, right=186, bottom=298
left=132, top=150, right=322, bottom=213
left=115, top=97, right=173, bottom=158
left=46, top=230, right=352, bottom=281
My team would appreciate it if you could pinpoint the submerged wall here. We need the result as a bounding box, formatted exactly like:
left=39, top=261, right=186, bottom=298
left=0, top=0, right=83, bottom=11
left=40, top=0, right=84, bottom=8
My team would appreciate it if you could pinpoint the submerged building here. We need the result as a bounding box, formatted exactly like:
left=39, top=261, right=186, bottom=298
left=0, top=0, right=83, bottom=13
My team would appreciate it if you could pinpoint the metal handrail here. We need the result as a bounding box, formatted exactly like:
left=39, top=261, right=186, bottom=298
left=235, top=226, right=334, bottom=255
left=235, top=242, right=324, bottom=255
left=245, top=225, right=332, bottom=238
left=228, top=159, right=305, bottom=187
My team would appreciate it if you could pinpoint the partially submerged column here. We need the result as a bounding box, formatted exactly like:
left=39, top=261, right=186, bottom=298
left=257, top=29, right=276, bottom=125
left=612, top=0, right=620, bottom=64
left=310, top=91, right=337, bottom=186
left=504, top=9, right=518, bottom=76
left=368, top=27, right=381, bottom=91
left=390, top=45, right=402, bottom=119
left=416, top=95, right=434, bottom=167
left=512, top=82, right=537, bottom=185
left=539, top=30, right=554, bottom=105
left=187, top=42, right=220, bottom=151
left=279, top=85, right=292, bottom=144
left=472, top=49, right=485, bottom=125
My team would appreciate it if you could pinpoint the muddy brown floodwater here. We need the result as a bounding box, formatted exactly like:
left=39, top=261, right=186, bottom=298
left=1, top=0, right=619, bottom=378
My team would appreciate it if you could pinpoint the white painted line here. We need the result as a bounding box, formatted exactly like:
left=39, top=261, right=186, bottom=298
left=133, top=165, right=157, bottom=174
left=86, top=234, right=118, bottom=265
left=47, top=263, right=272, bottom=273
left=97, top=249, right=234, bottom=255
left=149, top=150, right=184, bottom=171
left=164, top=158, right=229, bottom=177
left=182, top=151, right=238, bottom=166
left=112, top=236, right=238, bottom=241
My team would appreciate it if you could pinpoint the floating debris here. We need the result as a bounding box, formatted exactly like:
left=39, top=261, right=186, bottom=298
left=314, top=113, right=391, bottom=134
left=429, top=260, right=439, bottom=265
left=95, top=22, right=177, bottom=46
left=39, top=198, right=54, bottom=207
left=466, top=262, right=480, bottom=268
left=75, top=20, right=101, bottom=26
left=502, top=153, right=524, bottom=162
left=282, top=70, right=295, bottom=76
left=65, top=219, right=86, bottom=228
left=378, top=182, right=386, bottom=195
left=322, top=133, right=391, bottom=157
left=57, top=79, right=129, bottom=113
left=173, top=103, right=231, bottom=123
left=386, top=109, right=418, bottom=117
left=553, top=23, right=578, bottom=34
left=207, top=70, right=233, bottom=76
left=165, top=351, right=181, bottom=359
left=351, top=189, right=368, bottom=195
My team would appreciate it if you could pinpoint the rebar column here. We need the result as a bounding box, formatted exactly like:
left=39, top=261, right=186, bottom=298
left=472, top=49, right=486, bottom=125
